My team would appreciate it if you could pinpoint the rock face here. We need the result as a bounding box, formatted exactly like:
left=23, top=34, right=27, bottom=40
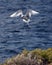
left=1, top=48, right=52, bottom=65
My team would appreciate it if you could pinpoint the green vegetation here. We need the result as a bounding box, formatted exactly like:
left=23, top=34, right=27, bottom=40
left=0, top=48, right=52, bottom=65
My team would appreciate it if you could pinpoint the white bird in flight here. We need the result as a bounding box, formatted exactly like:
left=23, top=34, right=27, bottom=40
left=10, top=9, right=39, bottom=23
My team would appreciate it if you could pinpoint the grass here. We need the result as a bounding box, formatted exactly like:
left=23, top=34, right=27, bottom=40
left=0, top=48, right=52, bottom=65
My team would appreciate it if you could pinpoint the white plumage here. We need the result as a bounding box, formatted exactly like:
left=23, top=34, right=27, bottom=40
left=10, top=9, right=39, bottom=23
left=10, top=10, right=23, bottom=17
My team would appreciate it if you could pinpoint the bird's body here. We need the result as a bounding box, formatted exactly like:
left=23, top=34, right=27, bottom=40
left=10, top=9, right=39, bottom=23
left=21, top=15, right=30, bottom=23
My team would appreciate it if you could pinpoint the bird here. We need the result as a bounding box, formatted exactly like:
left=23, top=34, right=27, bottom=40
left=10, top=9, right=39, bottom=24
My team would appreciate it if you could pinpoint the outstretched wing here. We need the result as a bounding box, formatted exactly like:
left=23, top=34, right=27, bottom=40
left=26, top=9, right=39, bottom=17
left=10, top=10, right=23, bottom=17
left=29, top=9, right=39, bottom=15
